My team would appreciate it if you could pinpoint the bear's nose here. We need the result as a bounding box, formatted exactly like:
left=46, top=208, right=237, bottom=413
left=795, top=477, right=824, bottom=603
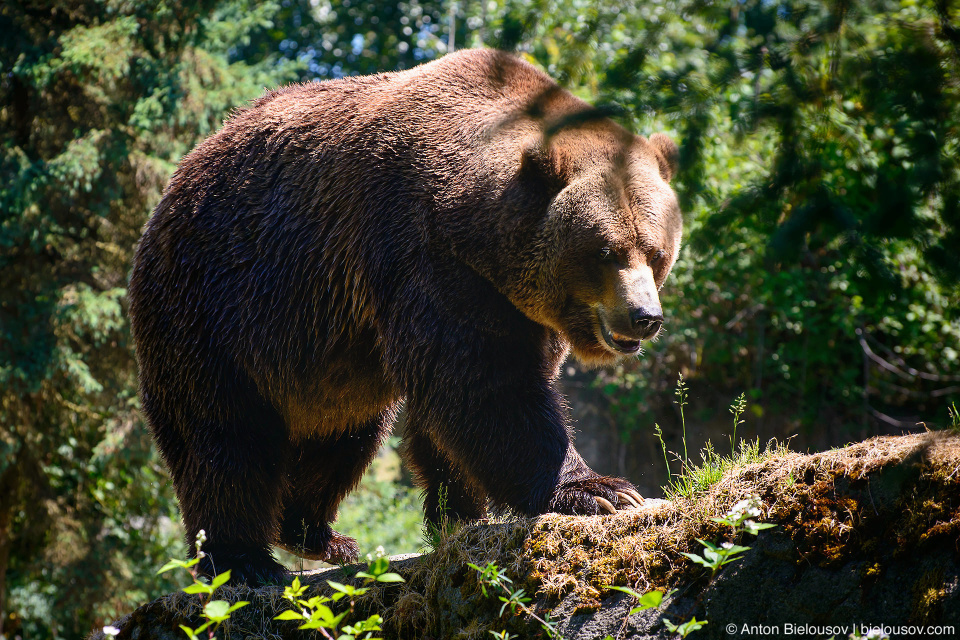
left=630, top=309, right=663, bottom=340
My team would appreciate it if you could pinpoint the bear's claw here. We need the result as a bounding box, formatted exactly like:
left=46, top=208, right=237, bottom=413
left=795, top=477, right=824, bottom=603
left=551, top=475, right=643, bottom=515
left=617, top=489, right=644, bottom=508
left=595, top=496, right=617, bottom=514
left=594, top=489, right=643, bottom=513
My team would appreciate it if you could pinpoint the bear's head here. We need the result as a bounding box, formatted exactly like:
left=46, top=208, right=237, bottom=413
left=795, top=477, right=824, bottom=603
left=513, top=125, right=682, bottom=367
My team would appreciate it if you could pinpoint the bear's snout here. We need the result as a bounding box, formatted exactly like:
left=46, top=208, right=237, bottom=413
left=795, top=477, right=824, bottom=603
left=629, top=307, right=663, bottom=340
left=595, top=263, right=665, bottom=355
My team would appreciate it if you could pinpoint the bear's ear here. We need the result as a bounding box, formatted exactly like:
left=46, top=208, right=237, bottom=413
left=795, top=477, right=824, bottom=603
left=519, top=137, right=569, bottom=191
left=648, top=133, right=679, bottom=183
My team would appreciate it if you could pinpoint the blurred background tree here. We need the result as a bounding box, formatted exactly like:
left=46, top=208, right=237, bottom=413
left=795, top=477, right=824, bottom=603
left=2, top=0, right=958, bottom=636
left=0, top=0, right=298, bottom=635
left=518, top=0, right=960, bottom=479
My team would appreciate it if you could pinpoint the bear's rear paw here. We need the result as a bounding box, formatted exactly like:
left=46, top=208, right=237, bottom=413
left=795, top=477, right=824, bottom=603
left=277, top=524, right=360, bottom=564
left=199, top=545, right=289, bottom=586
left=549, top=476, right=644, bottom=516
left=322, top=531, right=360, bottom=564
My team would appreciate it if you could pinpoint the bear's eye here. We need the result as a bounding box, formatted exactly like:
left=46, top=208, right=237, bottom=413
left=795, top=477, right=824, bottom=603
left=599, top=247, right=618, bottom=264
left=650, top=250, right=666, bottom=267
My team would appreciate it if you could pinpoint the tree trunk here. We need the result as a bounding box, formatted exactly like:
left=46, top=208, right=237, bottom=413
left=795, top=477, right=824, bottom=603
left=0, top=464, right=20, bottom=639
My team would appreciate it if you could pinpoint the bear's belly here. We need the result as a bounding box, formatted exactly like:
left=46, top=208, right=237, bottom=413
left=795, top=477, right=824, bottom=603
left=281, top=332, right=399, bottom=440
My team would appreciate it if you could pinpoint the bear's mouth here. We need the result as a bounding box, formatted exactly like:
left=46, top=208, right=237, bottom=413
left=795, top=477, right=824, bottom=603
left=597, top=310, right=642, bottom=355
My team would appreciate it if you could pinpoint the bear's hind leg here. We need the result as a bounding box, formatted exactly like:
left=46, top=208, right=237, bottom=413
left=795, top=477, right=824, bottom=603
left=162, top=405, right=290, bottom=585
left=403, top=428, right=487, bottom=526
left=278, top=411, right=394, bottom=563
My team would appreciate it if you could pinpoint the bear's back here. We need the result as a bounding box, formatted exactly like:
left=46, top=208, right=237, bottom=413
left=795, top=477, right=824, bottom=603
left=129, top=51, right=565, bottom=403
left=146, top=50, right=574, bottom=245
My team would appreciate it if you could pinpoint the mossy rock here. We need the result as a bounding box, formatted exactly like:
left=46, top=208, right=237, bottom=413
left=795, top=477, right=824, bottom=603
left=93, top=432, right=960, bottom=639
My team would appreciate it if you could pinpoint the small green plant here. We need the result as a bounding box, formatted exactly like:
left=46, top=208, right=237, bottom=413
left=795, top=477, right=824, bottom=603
left=673, top=373, right=690, bottom=464
left=664, top=437, right=792, bottom=499
left=728, top=392, right=747, bottom=454
left=273, top=547, right=404, bottom=640
left=655, top=495, right=776, bottom=637
left=948, top=402, right=960, bottom=434
left=664, top=439, right=737, bottom=499
left=595, top=587, right=704, bottom=639
left=598, top=585, right=671, bottom=640
left=663, top=616, right=707, bottom=637
left=600, top=497, right=775, bottom=639
left=654, top=422, right=672, bottom=485
left=423, top=483, right=453, bottom=551
left=660, top=383, right=780, bottom=499
left=785, top=470, right=796, bottom=488
left=604, top=586, right=666, bottom=616
left=681, top=496, right=776, bottom=577
left=712, top=496, right=778, bottom=537
left=658, top=379, right=795, bottom=500
left=468, top=562, right=564, bottom=639
left=156, top=530, right=250, bottom=640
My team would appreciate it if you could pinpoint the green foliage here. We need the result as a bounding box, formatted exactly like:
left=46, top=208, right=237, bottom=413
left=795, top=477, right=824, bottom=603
left=665, top=437, right=791, bottom=500
left=335, top=440, right=424, bottom=557
left=711, top=497, right=778, bottom=536
left=421, top=483, right=459, bottom=552
left=665, top=495, right=776, bottom=637
left=356, top=555, right=406, bottom=584
left=598, top=500, right=773, bottom=640
left=575, top=496, right=770, bottom=640
left=694, top=496, right=777, bottom=576
left=603, top=586, right=665, bottom=616
left=4, top=0, right=959, bottom=635
left=158, top=532, right=250, bottom=640
left=235, top=0, right=458, bottom=79
left=469, top=562, right=563, bottom=639
left=654, top=422, right=672, bottom=485
left=0, top=0, right=297, bottom=634
left=674, top=373, right=690, bottom=462
left=663, top=616, right=707, bottom=638
left=274, top=551, right=403, bottom=640
left=655, top=379, right=788, bottom=499
left=728, top=393, right=747, bottom=454
left=681, top=539, right=754, bottom=572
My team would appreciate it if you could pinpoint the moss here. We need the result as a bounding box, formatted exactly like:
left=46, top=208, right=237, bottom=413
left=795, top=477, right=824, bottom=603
left=861, top=561, right=883, bottom=580
left=363, top=432, right=954, bottom=632
left=911, top=568, right=947, bottom=624
left=129, top=432, right=959, bottom=640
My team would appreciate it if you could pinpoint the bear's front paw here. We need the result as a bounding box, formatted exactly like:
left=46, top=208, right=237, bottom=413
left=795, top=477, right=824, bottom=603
left=549, top=476, right=644, bottom=516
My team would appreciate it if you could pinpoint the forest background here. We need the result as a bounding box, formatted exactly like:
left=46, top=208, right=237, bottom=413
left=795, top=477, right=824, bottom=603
left=2, top=0, right=959, bottom=636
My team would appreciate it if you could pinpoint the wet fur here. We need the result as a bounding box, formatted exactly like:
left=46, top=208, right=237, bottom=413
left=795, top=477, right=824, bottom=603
left=129, top=49, right=681, bottom=584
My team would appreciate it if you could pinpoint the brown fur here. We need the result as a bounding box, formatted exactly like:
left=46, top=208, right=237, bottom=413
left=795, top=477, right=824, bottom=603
left=128, top=49, right=682, bottom=584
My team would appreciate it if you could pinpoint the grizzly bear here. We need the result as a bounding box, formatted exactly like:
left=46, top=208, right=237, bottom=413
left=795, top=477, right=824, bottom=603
left=128, top=48, right=681, bottom=584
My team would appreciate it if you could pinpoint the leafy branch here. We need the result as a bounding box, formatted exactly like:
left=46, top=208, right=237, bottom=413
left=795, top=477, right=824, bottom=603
left=156, top=530, right=250, bottom=640
left=468, top=562, right=563, bottom=640
left=274, top=548, right=404, bottom=640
